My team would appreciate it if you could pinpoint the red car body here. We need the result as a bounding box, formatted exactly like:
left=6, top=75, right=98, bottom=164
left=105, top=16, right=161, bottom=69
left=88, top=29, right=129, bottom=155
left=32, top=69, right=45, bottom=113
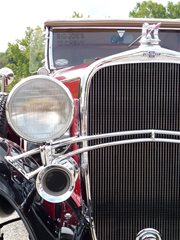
left=1, top=18, right=180, bottom=240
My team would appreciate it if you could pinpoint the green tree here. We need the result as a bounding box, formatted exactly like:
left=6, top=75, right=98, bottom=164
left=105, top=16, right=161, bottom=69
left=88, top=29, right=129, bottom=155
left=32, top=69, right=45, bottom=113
left=4, top=9, right=86, bottom=89
left=166, top=1, right=180, bottom=18
left=72, top=11, right=83, bottom=18
left=6, top=26, right=44, bottom=87
left=0, top=52, right=8, bottom=68
left=29, top=26, right=45, bottom=74
left=6, top=27, right=32, bottom=81
left=4, top=10, right=84, bottom=89
left=129, top=1, right=180, bottom=18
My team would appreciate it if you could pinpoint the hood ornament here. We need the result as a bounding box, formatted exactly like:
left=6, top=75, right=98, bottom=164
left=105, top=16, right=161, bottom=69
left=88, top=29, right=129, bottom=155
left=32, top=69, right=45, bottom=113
left=140, top=22, right=161, bottom=46
left=128, top=22, right=161, bottom=48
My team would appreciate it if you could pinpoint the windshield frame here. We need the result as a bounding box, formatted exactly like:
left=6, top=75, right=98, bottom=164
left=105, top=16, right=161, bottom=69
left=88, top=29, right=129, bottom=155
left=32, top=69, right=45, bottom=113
left=47, top=25, right=180, bottom=71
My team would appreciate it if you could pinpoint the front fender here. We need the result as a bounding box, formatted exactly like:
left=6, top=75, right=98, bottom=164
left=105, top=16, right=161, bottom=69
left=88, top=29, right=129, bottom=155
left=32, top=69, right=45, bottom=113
left=0, top=178, right=57, bottom=240
left=0, top=139, right=91, bottom=240
left=0, top=139, right=58, bottom=240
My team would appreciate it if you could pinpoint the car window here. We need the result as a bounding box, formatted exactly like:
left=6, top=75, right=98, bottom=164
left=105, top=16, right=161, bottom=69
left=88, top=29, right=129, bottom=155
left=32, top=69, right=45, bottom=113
left=51, top=29, right=180, bottom=68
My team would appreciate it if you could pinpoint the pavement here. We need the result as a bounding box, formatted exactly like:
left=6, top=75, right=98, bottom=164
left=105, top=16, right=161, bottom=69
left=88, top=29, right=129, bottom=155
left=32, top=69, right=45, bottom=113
left=0, top=212, right=29, bottom=239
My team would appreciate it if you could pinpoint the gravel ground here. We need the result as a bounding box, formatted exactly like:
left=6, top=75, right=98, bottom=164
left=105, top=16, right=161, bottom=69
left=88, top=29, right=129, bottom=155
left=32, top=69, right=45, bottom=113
left=0, top=212, right=29, bottom=239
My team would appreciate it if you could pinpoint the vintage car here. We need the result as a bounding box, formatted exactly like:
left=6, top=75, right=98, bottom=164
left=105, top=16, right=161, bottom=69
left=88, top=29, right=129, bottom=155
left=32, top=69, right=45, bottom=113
left=0, top=18, right=180, bottom=240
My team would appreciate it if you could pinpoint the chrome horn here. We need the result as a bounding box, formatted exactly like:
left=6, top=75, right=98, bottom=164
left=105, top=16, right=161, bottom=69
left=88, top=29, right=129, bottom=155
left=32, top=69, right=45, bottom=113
left=36, top=158, right=79, bottom=203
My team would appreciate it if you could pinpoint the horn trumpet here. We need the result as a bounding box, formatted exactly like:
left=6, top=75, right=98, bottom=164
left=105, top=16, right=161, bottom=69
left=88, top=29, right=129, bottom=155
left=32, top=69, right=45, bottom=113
left=36, top=158, right=79, bottom=203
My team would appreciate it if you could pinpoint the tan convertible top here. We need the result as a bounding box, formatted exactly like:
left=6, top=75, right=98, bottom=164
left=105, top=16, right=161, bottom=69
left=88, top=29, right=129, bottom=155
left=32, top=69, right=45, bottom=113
left=44, top=18, right=180, bottom=29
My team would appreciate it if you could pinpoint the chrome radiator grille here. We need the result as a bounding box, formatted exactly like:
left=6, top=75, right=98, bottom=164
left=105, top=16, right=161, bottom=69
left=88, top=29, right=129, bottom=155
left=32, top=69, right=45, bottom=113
left=87, top=63, right=180, bottom=240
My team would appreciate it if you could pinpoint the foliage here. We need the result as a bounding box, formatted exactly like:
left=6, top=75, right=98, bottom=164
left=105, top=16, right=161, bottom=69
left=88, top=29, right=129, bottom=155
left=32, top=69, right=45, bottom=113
left=4, top=11, right=83, bottom=90
left=2, top=4, right=180, bottom=91
left=29, top=27, right=45, bottom=74
left=72, top=11, right=83, bottom=18
left=129, top=1, right=180, bottom=18
left=0, top=53, right=8, bottom=68
left=5, top=26, right=44, bottom=91
left=166, top=1, right=180, bottom=18
left=6, top=27, right=32, bottom=81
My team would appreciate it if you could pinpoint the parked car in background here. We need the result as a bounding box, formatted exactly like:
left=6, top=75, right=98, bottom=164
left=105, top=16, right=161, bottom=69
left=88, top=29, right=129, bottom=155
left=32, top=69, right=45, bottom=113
left=0, top=18, right=180, bottom=240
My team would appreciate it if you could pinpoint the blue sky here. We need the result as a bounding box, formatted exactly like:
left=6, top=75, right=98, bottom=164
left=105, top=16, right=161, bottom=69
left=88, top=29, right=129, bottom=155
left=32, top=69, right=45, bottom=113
left=0, top=0, right=179, bottom=52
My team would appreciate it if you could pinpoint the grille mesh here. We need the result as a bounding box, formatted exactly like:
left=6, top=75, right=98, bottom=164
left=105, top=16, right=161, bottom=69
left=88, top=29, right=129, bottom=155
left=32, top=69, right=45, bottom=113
left=87, top=63, right=180, bottom=240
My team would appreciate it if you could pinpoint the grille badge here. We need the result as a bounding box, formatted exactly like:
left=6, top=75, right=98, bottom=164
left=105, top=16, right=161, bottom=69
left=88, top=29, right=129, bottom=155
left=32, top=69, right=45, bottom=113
left=136, top=228, right=162, bottom=240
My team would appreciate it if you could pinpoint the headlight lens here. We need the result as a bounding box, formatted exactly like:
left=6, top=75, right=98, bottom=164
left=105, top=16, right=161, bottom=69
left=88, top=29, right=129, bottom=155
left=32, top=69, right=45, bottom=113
left=6, top=75, right=74, bottom=143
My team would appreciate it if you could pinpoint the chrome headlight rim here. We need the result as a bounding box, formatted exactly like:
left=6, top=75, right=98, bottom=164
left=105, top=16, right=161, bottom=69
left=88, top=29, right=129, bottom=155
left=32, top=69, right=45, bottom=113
left=6, top=75, right=74, bottom=143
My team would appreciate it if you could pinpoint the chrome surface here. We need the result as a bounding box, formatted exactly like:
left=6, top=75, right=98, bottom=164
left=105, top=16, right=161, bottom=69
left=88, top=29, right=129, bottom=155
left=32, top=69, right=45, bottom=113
left=0, top=67, right=14, bottom=92
left=76, top=26, right=180, bottom=238
left=129, top=22, right=161, bottom=47
left=36, top=157, right=79, bottom=203
left=5, top=129, right=180, bottom=163
left=136, top=228, right=162, bottom=240
left=48, top=31, right=54, bottom=70
left=4, top=22, right=180, bottom=239
left=47, top=20, right=180, bottom=71
left=51, top=26, right=180, bottom=30
left=82, top=60, right=180, bottom=240
left=6, top=75, right=75, bottom=143
left=37, top=67, right=50, bottom=75
left=140, top=22, right=161, bottom=46
left=0, top=67, right=14, bottom=78
left=4, top=129, right=180, bottom=180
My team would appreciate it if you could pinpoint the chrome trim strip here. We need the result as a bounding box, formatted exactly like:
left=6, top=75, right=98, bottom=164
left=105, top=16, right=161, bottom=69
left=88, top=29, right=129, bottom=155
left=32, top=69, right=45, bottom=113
left=52, top=129, right=180, bottom=146
left=53, top=137, right=180, bottom=161
left=6, top=137, right=180, bottom=166
left=44, top=28, right=50, bottom=70
left=4, top=128, right=180, bottom=237
left=48, top=31, right=55, bottom=70
left=51, top=27, right=180, bottom=31
left=5, top=147, right=41, bottom=161
left=5, top=129, right=180, bottom=162
left=5, top=129, right=180, bottom=179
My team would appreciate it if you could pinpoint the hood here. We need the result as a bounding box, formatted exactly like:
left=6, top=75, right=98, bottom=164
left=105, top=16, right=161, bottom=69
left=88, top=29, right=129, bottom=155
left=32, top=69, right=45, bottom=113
left=52, top=63, right=90, bottom=81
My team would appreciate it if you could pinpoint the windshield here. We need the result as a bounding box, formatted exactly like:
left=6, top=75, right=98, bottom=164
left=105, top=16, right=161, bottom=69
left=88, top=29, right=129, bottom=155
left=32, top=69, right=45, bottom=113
left=50, top=28, right=180, bottom=69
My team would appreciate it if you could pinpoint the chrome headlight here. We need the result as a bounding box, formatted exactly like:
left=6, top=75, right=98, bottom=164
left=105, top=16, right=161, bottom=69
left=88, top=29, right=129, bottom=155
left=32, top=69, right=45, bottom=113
left=6, top=75, right=74, bottom=143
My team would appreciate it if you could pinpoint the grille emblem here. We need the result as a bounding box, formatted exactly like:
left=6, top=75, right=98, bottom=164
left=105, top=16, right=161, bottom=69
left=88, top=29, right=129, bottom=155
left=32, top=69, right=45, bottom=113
left=136, top=228, right=162, bottom=240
